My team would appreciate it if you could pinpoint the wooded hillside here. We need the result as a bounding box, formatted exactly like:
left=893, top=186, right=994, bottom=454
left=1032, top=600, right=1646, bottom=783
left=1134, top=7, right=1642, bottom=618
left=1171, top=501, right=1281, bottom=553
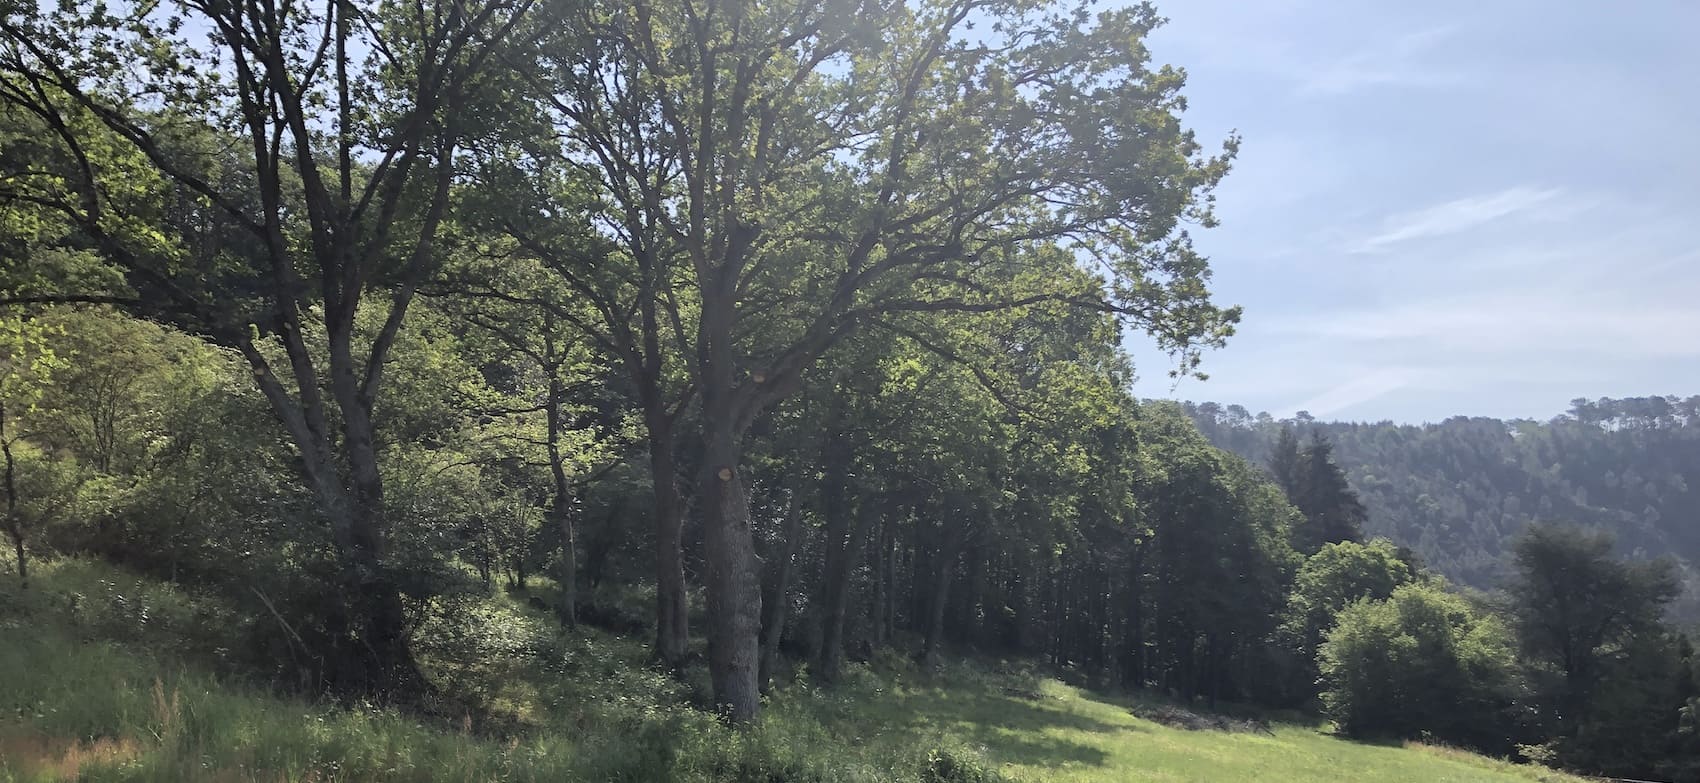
left=1, top=0, right=1697, bottom=780
left=1186, top=397, right=1700, bottom=620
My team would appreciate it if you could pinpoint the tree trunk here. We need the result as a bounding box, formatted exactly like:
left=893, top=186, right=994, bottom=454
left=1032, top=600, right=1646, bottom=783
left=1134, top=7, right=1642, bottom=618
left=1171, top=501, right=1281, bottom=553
left=961, top=544, right=986, bottom=649
left=1012, top=554, right=1031, bottom=653
left=871, top=514, right=887, bottom=648
left=759, top=498, right=803, bottom=690
left=921, top=510, right=968, bottom=671
left=8, top=527, right=21, bottom=589
left=323, top=497, right=418, bottom=697
left=699, top=419, right=763, bottom=721
left=553, top=490, right=576, bottom=627
left=817, top=492, right=876, bottom=683
left=541, top=318, right=577, bottom=626
left=922, top=550, right=956, bottom=671
left=293, top=323, right=420, bottom=699
left=646, top=411, right=689, bottom=666
left=1, top=402, right=23, bottom=590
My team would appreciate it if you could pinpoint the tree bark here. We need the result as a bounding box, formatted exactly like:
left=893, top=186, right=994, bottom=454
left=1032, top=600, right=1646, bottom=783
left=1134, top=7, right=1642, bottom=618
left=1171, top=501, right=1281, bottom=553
left=816, top=500, right=874, bottom=683
left=959, top=544, right=986, bottom=649
left=759, top=498, right=803, bottom=690
left=646, top=409, right=689, bottom=666
left=699, top=417, right=763, bottom=721
left=871, top=514, right=888, bottom=648
left=814, top=442, right=874, bottom=683
left=540, top=314, right=577, bottom=626
left=921, top=511, right=969, bottom=671
left=552, top=490, right=577, bottom=627
left=1, top=402, right=22, bottom=589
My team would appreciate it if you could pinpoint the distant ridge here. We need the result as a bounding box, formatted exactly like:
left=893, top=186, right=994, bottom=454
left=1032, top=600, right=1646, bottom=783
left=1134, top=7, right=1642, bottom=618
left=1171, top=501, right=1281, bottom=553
left=1179, top=396, right=1700, bottom=621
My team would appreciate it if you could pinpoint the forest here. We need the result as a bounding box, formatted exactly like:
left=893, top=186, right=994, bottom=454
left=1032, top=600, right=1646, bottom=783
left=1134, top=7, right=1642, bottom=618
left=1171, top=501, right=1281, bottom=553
left=0, top=0, right=1695, bottom=780
left=1187, top=397, right=1700, bottom=620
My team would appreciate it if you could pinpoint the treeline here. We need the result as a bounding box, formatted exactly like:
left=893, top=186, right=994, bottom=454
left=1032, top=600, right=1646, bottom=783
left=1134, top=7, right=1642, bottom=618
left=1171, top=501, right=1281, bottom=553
left=1, top=0, right=1695, bottom=779
left=8, top=308, right=1700, bottom=781
left=1186, top=398, right=1700, bottom=619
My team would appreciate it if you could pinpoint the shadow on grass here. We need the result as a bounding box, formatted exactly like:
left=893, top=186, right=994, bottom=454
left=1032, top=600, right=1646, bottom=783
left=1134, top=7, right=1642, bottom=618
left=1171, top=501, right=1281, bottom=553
left=1069, top=687, right=1297, bottom=739
left=888, top=687, right=1134, bottom=769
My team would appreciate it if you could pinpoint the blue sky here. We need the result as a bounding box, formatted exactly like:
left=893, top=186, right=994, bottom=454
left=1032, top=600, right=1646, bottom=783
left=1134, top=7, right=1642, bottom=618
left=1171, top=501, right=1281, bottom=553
left=1126, top=0, right=1700, bottom=423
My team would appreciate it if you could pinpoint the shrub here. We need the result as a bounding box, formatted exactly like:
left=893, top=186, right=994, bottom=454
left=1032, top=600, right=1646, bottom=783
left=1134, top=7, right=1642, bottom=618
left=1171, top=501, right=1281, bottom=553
left=920, top=745, right=1008, bottom=783
left=1320, top=581, right=1519, bottom=752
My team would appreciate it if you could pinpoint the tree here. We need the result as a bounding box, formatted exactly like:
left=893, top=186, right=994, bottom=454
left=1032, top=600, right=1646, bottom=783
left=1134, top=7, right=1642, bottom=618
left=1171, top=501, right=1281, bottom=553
left=1137, top=402, right=1299, bottom=706
left=1279, top=539, right=1415, bottom=673
left=0, top=0, right=538, bottom=694
left=1320, top=581, right=1518, bottom=750
left=450, top=180, right=700, bottom=666
left=429, top=258, right=631, bottom=627
left=32, top=309, right=175, bottom=476
left=1268, top=425, right=1302, bottom=498
left=1509, top=523, right=1680, bottom=736
left=1185, top=400, right=1700, bottom=621
left=523, top=0, right=1240, bottom=720
left=1291, top=433, right=1366, bottom=553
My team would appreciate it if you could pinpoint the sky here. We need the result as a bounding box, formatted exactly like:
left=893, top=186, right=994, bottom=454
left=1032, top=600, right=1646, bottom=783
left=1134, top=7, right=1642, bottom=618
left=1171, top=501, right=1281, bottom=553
left=1124, top=0, right=1700, bottom=423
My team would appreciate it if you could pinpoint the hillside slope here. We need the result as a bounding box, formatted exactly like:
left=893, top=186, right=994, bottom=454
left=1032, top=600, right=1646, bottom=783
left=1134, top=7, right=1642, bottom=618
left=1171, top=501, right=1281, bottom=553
left=0, top=559, right=1584, bottom=783
left=1184, top=398, right=1700, bottom=617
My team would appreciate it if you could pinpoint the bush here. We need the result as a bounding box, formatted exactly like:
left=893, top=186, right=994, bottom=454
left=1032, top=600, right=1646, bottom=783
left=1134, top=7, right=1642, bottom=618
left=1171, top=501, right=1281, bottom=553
left=1320, top=581, right=1519, bottom=752
left=920, top=745, right=1009, bottom=783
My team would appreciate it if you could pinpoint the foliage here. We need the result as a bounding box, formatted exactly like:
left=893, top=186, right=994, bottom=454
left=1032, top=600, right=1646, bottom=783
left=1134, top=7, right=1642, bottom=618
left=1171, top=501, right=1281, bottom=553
left=1320, top=582, right=1520, bottom=751
left=0, top=0, right=1686, bottom=775
left=1508, top=523, right=1685, bottom=779
left=0, top=559, right=1591, bottom=783
left=1187, top=398, right=1700, bottom=619
left=1273, top=539, right=1416, bottom=704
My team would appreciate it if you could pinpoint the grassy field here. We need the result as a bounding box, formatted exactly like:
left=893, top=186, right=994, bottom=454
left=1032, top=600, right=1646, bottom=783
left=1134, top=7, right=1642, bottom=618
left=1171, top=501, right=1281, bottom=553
left=0, top=559, right=1587, bottom=782
left=821, top=676, right=1583, bottom=783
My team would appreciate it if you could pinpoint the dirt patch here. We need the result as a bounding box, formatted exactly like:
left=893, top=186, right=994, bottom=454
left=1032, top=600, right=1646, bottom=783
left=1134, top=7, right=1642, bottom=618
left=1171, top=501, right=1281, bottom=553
left=0, top=731, right=144, bottom=779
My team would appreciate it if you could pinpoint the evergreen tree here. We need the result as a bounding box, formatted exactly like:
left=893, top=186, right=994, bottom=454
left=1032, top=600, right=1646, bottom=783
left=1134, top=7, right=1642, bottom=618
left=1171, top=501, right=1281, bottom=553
left=1268, top=425, right=1303, bottom=498
left=1291, top=433, right=1367, bottom=553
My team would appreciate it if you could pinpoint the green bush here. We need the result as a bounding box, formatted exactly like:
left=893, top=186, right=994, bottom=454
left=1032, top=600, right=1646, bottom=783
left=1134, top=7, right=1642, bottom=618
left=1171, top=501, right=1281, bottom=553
left=920, top=745, right=1009, bottom=783
left=1320, top=581, right=1519, bottom=751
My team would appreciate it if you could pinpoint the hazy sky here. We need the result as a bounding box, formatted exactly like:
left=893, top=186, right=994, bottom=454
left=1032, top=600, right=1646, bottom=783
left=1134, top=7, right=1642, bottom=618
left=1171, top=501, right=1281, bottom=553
left=1125, top=0, right=1700, bottom=423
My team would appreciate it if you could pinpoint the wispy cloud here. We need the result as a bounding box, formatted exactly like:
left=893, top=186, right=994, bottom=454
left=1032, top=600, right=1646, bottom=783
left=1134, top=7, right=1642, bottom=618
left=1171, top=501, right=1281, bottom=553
left=1286, top=368, right=1419, bottom=418
left=1351, top=186, right=1564, bottom=253
left=1270, top=287, right=1700, bottom=360
left=1133, top=2, right=1700, bottom=422
left=1295, top=26, right=1462, bottom=96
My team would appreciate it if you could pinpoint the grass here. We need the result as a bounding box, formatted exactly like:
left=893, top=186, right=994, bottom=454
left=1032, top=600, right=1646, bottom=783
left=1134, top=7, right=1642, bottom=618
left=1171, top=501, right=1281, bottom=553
left=795, top=668, right=1587, bottom=783
left=0, top=558, right=1591, bottom=782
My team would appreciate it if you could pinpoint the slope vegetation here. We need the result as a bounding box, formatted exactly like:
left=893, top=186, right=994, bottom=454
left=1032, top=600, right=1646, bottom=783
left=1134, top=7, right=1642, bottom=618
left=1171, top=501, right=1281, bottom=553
left=0, top=560, right=1582, bottom=783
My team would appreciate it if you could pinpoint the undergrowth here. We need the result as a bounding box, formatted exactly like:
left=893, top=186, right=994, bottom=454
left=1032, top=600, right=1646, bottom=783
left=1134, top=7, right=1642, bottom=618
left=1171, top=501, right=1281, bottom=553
left=0, top=558, right=1003, bottom=782
left=1, top=558, right=1585, bottom=782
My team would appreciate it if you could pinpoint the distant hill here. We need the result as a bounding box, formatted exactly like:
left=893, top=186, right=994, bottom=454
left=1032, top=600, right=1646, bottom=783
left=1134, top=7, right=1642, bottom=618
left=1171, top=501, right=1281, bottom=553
left=1181, top=396, right=1700, bottom=620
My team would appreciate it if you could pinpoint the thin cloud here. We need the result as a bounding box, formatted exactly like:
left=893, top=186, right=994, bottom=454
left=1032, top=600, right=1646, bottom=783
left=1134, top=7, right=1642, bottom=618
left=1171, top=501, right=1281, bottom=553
left=1294, top=26, right=1461, bottom=96
left=1351, top=186, right=1564, bottom=253
left=1286, top=368, right=1418, bottom=418
left=1271, top=290, right=1700, bottom=360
